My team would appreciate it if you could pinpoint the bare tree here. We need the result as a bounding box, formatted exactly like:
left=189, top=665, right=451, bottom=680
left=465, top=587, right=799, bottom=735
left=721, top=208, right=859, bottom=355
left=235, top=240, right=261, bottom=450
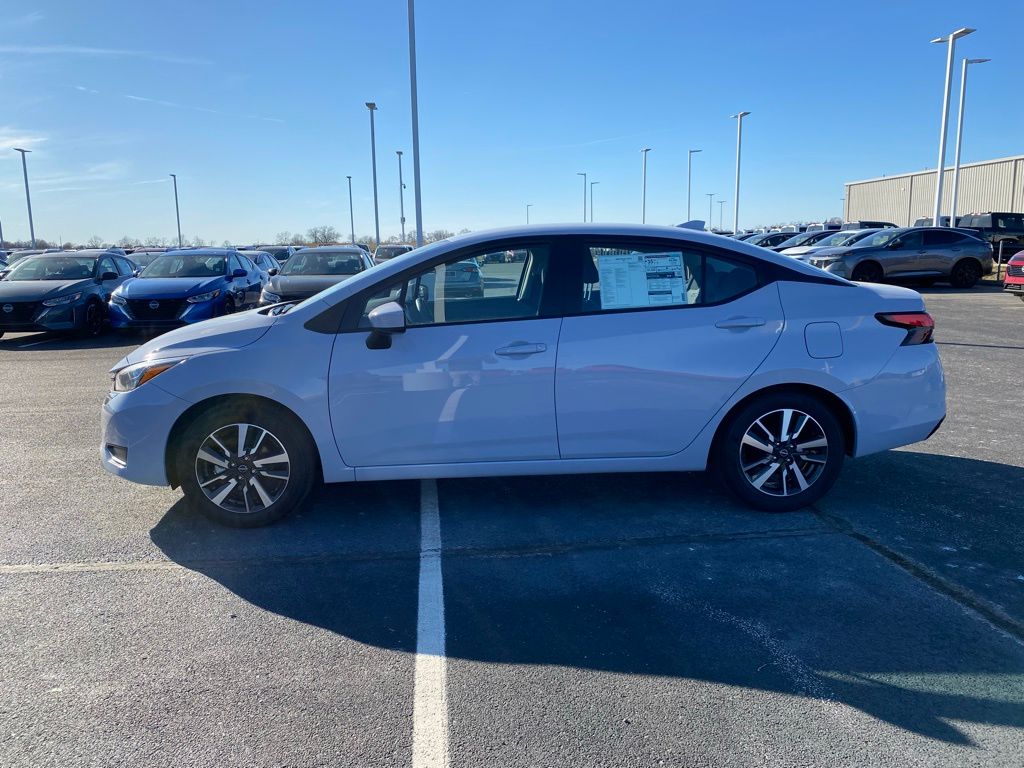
left=288, top=233, right=306, bottom=246
left=117, top=236, right=140, bottom=248
left=144, top=236, right=166, bottom=247
left=307, top=226, right=340, bottom=245
left=86, top=235, right=104, bottom=248
left=274, top=231, right=293, bottom=245
left=426, top=229, right=454, bottom=243
left=190, top=235, right=207, bottom=247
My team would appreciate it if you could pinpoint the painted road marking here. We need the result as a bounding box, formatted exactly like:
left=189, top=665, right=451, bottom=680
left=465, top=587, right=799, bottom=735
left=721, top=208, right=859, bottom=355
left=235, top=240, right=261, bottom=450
left=413, top=478, right=449, bottom=768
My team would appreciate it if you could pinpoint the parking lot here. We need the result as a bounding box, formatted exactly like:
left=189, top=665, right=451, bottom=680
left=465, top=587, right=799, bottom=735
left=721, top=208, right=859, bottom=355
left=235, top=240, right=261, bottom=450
left=1, top=285, right=1022, bottom=767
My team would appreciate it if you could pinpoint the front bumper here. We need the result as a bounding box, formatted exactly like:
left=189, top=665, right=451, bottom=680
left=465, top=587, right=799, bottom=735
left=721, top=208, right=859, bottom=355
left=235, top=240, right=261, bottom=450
left=108, top=298, right=221, bottom=328
left=0, top=301, right=86, bottom=333
left=840, top=343, right=946, bottom=458
left=100, top=382, right=191, bottom=486
left=1003, top=274, right=1024, bottom=294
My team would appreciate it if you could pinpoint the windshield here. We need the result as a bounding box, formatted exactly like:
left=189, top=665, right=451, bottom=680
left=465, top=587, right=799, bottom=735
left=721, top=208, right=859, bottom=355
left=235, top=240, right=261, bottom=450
left=281, top=251, right=367, bottom=276
left=376, top=246, right=410, bottom=260
left=140, top=254, right=226, bottom=278
left=777, top=232, right=818, bottom=248
left=132, top=251, right=165, bottom=267
left=853, top=230, right=902, bottom=249
left=5, top=255, right=96, bottom=281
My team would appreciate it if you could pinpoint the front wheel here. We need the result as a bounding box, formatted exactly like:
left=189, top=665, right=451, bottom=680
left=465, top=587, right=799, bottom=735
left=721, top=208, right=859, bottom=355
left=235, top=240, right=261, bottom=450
left=851, top=261, right=884, bottom=283
left=949, top=259, right=981, bottom=289
left=715, top=392, right=845, bottom=512
left=176, top=402, right=316, bottom=527
left=75, top=300, right=105, bottom=338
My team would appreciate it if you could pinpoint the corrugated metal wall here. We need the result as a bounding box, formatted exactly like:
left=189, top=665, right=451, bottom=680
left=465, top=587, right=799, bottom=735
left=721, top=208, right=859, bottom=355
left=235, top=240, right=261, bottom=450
left=845, top=155, right=1024, bottom=225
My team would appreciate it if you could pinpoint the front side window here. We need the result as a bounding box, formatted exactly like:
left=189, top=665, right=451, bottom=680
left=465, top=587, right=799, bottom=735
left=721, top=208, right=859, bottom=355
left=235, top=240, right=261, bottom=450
left=97, top=257, right=117, bottom=277
left=580, top=244, right=758, bottom=313
left=359, top=243, right=550, bottom=327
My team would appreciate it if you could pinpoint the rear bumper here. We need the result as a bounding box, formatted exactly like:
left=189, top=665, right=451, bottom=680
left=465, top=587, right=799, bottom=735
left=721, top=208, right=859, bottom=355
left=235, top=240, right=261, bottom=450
left=840, top=344, right=946, bottom=458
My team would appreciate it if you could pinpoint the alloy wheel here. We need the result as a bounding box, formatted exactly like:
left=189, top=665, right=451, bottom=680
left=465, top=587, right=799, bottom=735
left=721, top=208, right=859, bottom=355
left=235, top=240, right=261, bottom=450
left=738, top=409, right=828, bottom=497
left=194, top=423, right=290, bottom=514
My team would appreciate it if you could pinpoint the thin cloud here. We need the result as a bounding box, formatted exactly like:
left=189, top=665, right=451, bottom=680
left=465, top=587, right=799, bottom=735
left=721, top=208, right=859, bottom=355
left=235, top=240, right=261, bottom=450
left=122, top=93, right=285, bottom=124
left=74, top=85, right=100, bottom=95
left=0, top=45, right=208, bottom=66
left=132, top=178, right=171, bottom=185
left=0, top=126, right=47, bottom=153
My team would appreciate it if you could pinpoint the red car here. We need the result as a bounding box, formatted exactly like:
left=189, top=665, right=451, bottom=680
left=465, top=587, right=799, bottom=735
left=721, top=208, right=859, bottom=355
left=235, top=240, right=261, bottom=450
left=1004, top=252, right=1024, bottom=302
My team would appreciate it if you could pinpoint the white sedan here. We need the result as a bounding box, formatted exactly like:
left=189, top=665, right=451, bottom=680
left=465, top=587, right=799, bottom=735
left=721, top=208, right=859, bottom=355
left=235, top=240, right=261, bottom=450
left=101, top=224, right=945, bottom=526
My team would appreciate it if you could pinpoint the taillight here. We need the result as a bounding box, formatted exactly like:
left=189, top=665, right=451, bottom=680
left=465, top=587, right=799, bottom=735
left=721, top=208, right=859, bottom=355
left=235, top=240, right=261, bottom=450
left=875, top=311, right=935, bottom=345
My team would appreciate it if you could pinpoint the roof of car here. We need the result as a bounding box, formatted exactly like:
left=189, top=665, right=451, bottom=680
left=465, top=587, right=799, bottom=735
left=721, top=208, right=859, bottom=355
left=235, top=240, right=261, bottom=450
left=296, top=245, right=366, bottom=253
left=164, top=248, right=235, bottom=256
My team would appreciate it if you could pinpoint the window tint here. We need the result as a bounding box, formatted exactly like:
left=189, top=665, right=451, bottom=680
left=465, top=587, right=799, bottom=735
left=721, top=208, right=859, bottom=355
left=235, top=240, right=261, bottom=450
left=97, top=256, right=117, bottom=277
left=897, top=231, right=923, bottom=249
left=237, top=254, right=256, bottom=271
left=359, top=244, right=550, bottom=328
left=228, top=254, right=243, bottom=272
left=580, top=244, right=758, bottom=313
left=114, top=257, right=134, bottom=276
left=923, top=230, right=964, bottom=246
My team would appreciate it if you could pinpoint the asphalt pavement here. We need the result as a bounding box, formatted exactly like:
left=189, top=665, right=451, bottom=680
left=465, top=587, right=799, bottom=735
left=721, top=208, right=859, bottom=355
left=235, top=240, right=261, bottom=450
left=0, top=284, right=1021, bottom=767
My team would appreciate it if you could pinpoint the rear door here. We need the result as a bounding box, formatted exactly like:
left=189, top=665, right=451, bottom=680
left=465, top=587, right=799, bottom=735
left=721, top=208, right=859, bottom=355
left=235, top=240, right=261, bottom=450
left=920, top=229, right=966, bottom=273
left=554, top=237, right=784, bottom=459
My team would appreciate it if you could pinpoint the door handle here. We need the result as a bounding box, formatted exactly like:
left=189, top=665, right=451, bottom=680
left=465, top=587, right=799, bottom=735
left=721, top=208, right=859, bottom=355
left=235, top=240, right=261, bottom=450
left=715, top=317, right=765, bottom=330
left=495, top=342, right=547, bottom=357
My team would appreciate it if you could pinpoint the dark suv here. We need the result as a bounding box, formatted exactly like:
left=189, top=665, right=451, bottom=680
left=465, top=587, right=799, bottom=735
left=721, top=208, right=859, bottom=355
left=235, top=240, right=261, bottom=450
left=957, top=213, right=1024, bottom=262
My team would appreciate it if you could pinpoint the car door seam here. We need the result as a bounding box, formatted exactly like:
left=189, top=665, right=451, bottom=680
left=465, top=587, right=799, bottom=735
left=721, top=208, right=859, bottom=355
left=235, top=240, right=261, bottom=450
left=553, top=317, right=564, bottom=460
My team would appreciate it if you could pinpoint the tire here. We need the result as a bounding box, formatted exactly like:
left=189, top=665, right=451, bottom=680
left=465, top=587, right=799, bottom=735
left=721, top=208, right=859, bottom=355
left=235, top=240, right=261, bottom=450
left=851, top=261, right=884, bottom=283
left=176, top=401, right=316, bottom=527
left=949, top=258, right=981, bottom=289
left=74, top=299, right=105, bottom=338
left=714, top=391, right=845, bottom=512
left=222, top=297, right=236, bottom=316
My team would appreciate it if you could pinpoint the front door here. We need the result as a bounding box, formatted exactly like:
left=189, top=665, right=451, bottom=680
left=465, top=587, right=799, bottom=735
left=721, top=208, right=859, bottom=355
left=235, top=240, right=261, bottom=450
left=328, top=240, right=561, bottom=467
left=555, top=239, right=784, bottom=459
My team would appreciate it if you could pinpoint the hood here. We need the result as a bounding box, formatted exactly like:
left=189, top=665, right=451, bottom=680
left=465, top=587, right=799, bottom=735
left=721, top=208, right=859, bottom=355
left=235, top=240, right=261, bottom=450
left=117, top=276, right=224, bottom=299
left=115, top=308, right=277, bottom=368
left=806, top=246, right=854, bottom=258
left=268, top=274, right=352, bottom=299
left=0, top=278, right=94, bottom=301
left=779, top=246, right=817, bottom=257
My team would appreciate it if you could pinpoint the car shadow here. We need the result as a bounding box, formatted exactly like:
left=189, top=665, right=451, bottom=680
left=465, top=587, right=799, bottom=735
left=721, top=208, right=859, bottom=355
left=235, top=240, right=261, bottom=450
left=150, top=452, right=1024, bottom=746
left=0, top=331, right=142, bottom=351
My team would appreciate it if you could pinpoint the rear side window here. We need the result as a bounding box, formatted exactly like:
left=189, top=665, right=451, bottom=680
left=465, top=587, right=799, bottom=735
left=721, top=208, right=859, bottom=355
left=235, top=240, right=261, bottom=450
left=580, top=244, right=759, bottom=313
left=923, top=230, right=964, bottom=246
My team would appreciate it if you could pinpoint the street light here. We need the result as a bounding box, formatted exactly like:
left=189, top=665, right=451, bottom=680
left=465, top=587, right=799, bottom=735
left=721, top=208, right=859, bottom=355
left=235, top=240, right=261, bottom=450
left=717, top=199, right=726, bottom=232
left=13, top=148, right=35, bottom=248
left=576, top=172, right=587, bottom=222
left=346, top=175, right=355, bottom=245
left=407, top=0, right=424, bottom=247
left=706, top=193, right=715, bottom=232
left=396, top=151, right=407, bottom=242
left=526, top=203, right=533, bottom=224
left=590, top=181, right=600, bottom=222
left=930, top=27, right=975, bottom=227
left=731, top=111, right=750, bottom=235
left=950, top=57, right=990, bottom=222
left=641, top=148, right=651, bottom=223
left=169, top=173, right=182, bottom=248
left=366, top=102, right=381, bottom=246
left=687, top=149, right=702, bottom=220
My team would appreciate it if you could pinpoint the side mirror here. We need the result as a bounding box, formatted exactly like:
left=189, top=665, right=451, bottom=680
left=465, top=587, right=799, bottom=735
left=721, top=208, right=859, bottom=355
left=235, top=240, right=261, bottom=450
left=887, top=239, right=903, bottom=250
left=366, top=301, right=406, bottom=349
left=232, top=268, right=247, bottom=278
left=268, top=267, right=279, bottom=276
left=99, top=271, right=119, bottom=281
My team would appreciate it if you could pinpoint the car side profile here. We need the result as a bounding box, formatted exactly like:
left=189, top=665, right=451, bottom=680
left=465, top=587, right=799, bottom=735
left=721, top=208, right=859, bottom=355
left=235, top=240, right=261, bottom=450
left=0, top=250, right=136, bottom=338
left=806, top=226, right=993, bottom=287
left=101, top=224, right=946, bottom=527
left=108, top=248, right=265, bottom=330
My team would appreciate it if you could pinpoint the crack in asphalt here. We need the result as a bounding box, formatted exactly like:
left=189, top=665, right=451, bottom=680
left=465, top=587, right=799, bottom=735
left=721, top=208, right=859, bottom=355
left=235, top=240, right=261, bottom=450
left=810, top=505, right=1024, bottom=645
left=0, top=525, right=838, bottom=576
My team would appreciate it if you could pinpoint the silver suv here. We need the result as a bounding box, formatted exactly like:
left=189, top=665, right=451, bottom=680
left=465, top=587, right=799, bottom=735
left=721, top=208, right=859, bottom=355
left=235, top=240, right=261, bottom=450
left=806, top=227, right=993, bottom=288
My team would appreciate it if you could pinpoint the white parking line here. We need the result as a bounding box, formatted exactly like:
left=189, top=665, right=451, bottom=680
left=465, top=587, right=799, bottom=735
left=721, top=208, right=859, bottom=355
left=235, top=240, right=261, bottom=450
left=17, top=338, right=56, bottom=348
left=413, top=478, right=450, bottom=768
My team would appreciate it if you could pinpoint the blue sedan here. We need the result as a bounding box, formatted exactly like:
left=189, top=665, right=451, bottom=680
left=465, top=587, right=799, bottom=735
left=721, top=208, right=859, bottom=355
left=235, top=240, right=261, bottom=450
left=108, top=248, right=265, bottom=330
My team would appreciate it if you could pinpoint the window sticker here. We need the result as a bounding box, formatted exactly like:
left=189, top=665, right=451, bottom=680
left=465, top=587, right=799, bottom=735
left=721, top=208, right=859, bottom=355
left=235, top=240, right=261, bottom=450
left=597, top=252, right=686, bottom=309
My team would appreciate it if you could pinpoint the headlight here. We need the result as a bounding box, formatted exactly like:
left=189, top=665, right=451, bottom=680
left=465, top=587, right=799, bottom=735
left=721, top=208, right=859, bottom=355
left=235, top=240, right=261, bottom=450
left=41, top=291, right=82, bottom=307
left=110, top=293, right=127, bottom=306
left=261, top=290, right=281, bottom=303
left=111, top=358, right=185, bottom=392
left=186, top=289, right=221, bottom=304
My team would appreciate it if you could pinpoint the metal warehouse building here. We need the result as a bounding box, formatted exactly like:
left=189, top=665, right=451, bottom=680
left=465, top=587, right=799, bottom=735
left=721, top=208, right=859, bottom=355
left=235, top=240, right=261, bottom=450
left=844, top=154, right=1024, bottom=226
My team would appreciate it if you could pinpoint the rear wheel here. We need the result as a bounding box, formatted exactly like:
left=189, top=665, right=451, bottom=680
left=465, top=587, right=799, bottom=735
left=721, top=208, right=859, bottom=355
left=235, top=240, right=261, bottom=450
left=851, top=261, right=884, bottom=283
left=715, top=391, right=845, bottom=512
left=176, top=402, right=316, bottom=527
left=949, top=258, right=981, bottom=289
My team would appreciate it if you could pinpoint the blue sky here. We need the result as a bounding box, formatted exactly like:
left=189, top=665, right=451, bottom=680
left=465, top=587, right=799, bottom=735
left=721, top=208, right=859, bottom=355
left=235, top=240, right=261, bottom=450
left=0, top=0, right=1021, bottom=244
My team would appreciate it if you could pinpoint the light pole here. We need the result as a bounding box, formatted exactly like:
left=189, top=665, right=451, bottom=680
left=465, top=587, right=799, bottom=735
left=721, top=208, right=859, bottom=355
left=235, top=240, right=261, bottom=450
left=718, top=199, right=726, bottom=232
left=731, top=111, right=750, bottom=235
left=13, top=148, right=35, bottom=248
left=706, top=193, right=715, bottom=232
left=576, top=172, right=587, bottom=222
left=168, top=173, right=182, bottom=248
left=687, top=148, right=702, bottom=220
left=396, top=150, right=407, bottom=242
left=346, top=175, right=355, bottom=245
left=366, top=102, right=381, bottom=246
left=930, top=27, right=975, bottom=227
left=641, top=148, right=651, bottom=223
left=407, top=0, right=424, bottom=247
left=526, top=204, right=533, bottom=224
left=950, top=56, right=990, bottom=223
left=590, top=181, right=599, bottom=222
